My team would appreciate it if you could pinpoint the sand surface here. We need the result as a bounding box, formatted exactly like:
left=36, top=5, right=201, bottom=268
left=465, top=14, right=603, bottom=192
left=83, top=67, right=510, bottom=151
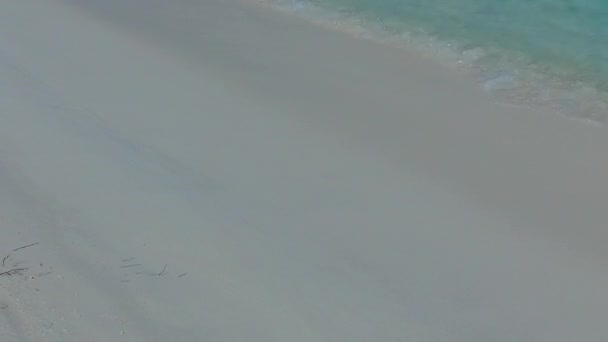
left=1, top=0, right=608, bottom=341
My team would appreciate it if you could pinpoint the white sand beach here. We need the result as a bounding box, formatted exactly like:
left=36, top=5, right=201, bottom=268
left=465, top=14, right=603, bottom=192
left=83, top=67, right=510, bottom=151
left=1, top=0, right=608, bottom=341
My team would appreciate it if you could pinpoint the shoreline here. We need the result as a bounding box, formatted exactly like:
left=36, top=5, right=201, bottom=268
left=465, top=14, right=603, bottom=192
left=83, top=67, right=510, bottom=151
left=255, top=0, right=608, bottom=124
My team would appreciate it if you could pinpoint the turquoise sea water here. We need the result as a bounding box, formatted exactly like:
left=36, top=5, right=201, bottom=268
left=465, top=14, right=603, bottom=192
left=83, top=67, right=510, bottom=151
left=276, top=0, right=608, bottom=121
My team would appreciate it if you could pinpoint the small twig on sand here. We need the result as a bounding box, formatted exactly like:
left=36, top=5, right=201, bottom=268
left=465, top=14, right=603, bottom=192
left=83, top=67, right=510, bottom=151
left=178, top=273, right=187, bottom=278
left=12, top=243, right=39, bottom=252
left=0, top=268, right=28, bottom=277
left=121, top=258, right=135, bottom=262
left=158, top=264, right=167, bottom=276
left=33, top=271, right=53, bottom=278
left=2, top=254, right=10, bottom=267
left=120, top=264, right=142, bottom=269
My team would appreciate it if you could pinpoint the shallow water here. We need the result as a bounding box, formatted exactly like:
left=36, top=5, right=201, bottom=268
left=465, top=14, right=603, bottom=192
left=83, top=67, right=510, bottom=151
left=276, top=0, right=608, bottom=121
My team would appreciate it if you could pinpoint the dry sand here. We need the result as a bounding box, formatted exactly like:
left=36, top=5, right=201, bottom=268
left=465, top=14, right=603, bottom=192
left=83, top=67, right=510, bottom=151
left=0, top=0, right=608, bottom=341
